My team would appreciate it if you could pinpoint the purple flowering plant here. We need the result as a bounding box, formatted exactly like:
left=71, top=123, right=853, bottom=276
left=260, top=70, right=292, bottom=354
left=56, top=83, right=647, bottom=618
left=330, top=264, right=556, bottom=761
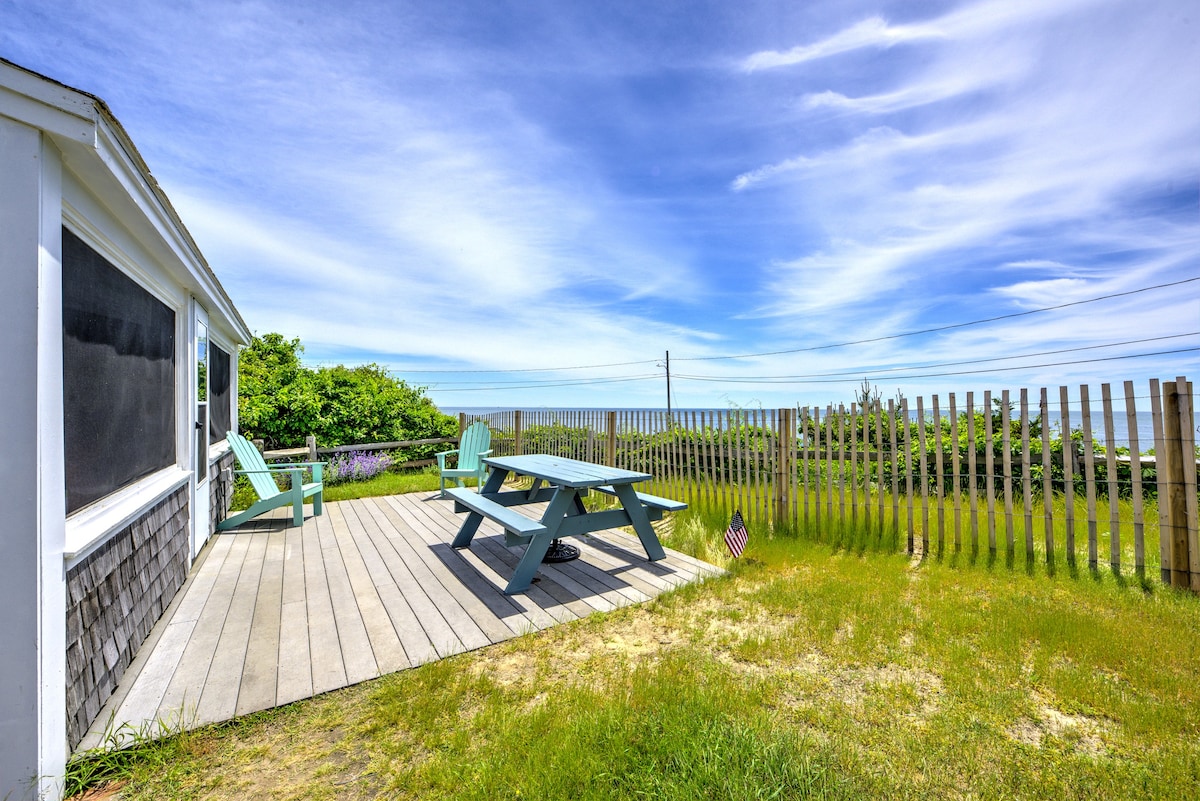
left=326, top=450, right=395, bottom=485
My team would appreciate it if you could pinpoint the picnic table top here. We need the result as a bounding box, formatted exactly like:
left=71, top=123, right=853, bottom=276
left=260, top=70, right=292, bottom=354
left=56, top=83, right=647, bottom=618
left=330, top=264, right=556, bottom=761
left=482, top=454, right=652, bottom=489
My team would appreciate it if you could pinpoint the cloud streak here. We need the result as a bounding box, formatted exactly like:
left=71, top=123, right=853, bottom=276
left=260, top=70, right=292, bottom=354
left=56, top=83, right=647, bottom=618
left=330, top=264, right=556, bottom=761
left=3, top=0, right=1196, bottom=407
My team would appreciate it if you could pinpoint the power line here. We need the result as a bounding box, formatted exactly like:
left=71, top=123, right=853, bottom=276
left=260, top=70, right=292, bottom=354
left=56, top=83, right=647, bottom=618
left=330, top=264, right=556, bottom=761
left=675, top=332, right=1200, bottom=381
left=389, top=358, right=659, bottom=374
left=673, top=275, right=1200, bottom=362
left=374, top=274, right=1199, bottom=375
left=424, top=372, right=661, bottom=388
left=429, top=375, right=660, bottom=393
left=673, top=346, right=1200, bottom=385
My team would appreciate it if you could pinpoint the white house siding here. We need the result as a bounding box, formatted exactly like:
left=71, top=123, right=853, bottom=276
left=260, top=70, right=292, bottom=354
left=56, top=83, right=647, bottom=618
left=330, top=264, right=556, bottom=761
left=0, top=111, right=69, bottom=801
left=0, top=59, right=249, bottom=800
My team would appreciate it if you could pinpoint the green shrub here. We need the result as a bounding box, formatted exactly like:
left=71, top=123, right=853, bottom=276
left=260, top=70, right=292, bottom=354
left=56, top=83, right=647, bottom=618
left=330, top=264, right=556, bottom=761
left=237, top=333, right=456, bottom=450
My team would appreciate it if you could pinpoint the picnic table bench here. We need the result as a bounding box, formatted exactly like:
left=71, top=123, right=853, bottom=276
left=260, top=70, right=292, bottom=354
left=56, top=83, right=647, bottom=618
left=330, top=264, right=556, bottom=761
left=446, top=454, right=687, bottom=594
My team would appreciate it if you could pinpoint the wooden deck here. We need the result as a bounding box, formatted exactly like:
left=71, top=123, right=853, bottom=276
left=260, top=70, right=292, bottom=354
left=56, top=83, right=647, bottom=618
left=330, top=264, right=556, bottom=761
left=78, top=491, right=721, bottom=751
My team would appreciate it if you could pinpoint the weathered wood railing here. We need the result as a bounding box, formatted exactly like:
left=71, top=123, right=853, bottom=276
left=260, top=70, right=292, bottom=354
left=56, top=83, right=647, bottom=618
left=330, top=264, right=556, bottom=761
left=260, top=436, right=457, bottom=469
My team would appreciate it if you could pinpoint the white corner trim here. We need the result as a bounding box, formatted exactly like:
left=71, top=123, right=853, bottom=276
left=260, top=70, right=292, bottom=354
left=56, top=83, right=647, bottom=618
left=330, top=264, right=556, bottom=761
left=64, top=468, right=191, bottom=565
left=0, top=76, right=94, bottom=143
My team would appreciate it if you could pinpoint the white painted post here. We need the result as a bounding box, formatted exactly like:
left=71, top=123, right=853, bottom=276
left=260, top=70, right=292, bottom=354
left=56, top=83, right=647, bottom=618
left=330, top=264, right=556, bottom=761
left=0, top=117, right=68, bottom=800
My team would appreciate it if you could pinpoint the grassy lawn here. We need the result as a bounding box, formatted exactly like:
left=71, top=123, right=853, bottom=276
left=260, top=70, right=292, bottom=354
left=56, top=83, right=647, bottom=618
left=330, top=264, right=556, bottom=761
left=230, top=465, right=456, bottom=510
left=69, top=497, right=1200, bottom=800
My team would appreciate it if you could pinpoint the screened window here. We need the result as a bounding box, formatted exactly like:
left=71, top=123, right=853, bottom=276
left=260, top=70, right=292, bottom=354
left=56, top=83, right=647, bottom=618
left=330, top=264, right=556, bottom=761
left=209, top=344, right=231, bottom=445
left=63, top=227, right=176, bottom=514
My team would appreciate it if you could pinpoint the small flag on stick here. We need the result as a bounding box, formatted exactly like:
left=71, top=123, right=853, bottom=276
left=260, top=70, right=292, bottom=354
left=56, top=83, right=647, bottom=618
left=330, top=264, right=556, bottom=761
left=724, top=510, right=748, bottom=557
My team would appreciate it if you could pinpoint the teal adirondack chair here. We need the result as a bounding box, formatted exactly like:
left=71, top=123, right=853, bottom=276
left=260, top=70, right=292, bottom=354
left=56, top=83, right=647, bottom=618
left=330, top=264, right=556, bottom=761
left=437, top=421, right=493, bottom=496
left=218, top=431, right=325, bottom=529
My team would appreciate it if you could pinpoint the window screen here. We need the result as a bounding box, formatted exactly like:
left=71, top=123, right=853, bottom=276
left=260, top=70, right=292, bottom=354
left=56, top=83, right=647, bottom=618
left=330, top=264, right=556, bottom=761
left=209, top=344, right=232, bottom=445
left=63, top=227, right=176, bottom=514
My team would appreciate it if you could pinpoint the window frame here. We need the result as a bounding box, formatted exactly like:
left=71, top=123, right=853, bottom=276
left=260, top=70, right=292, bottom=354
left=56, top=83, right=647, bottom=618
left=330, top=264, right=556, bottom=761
left=61, top=220, right=191, bottom=560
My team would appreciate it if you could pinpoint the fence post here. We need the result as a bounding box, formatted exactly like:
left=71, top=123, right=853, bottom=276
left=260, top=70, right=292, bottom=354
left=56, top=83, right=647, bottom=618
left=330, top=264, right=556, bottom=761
left=306, top=435, right=317, bottom=461
left=514, top=410, right=524, bottom=456
left=1183, top=379, right=1200, bottom=593
left=252, top=438, right=265, bottom=453
left=1163, top=378, right=1193, bottom=591
left=774, top=409, right=789, bottom=527
left=458, top=412, right=467, bottom=439
left=607, top=411, right=617, bottom=466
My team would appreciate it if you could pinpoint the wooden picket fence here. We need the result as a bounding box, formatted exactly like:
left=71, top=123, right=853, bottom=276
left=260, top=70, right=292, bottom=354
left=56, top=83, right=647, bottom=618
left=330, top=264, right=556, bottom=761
left=466, top=376, right=1199, bottom=591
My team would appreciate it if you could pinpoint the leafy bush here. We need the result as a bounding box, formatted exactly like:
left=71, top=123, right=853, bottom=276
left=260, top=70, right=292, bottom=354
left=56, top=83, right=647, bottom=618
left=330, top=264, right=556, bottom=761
left=237, top=333, right=457, bottom=450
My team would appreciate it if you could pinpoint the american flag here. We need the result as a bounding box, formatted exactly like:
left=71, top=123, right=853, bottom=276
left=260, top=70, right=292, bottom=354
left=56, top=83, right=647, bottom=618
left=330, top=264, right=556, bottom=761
left=724, top=510, right=748, bottom=557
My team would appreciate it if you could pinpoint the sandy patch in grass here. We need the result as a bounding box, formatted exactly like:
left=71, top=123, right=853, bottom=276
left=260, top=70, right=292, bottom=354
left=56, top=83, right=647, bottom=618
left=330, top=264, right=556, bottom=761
left=776, top=653, right=945, bottom=721
left=470, top=608, right=691, bottom=692
left=469, top=588, right=805, bottom=696
left=1006, top=692, right=1110, bottom=756
left=468, top=591, right=948, bottom=730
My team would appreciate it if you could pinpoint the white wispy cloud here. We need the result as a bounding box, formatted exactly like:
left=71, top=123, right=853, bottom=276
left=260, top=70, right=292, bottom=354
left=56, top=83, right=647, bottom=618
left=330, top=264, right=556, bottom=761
left=736, top=0, right=1200, bottom=335
left=71, top=0, right=714, bottom=377
left=742, top=0, right=1107, bottom=72
left=4, top=0, right=1195, bottom=408
left=741, top=16, right=943, bottom=71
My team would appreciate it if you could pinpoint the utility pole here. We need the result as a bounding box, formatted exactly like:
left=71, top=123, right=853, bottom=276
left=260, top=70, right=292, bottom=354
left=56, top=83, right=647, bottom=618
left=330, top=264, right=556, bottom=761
left=665, top=350, right=672, bottom=418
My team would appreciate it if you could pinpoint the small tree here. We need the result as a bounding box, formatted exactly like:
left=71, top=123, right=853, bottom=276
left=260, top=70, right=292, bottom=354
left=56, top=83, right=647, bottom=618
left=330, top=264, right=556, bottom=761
left=237, top=333, right=456, bottom=451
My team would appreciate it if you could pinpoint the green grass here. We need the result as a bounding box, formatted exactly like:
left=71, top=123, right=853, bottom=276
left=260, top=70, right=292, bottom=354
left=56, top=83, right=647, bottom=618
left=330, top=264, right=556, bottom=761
left=230, top=465, right=455, bottom=510
left=323, top=466, right=462, bottom=501
left=649, top=476, right=1166, bottom=584
left=67, top=503, right=1200, bottom=800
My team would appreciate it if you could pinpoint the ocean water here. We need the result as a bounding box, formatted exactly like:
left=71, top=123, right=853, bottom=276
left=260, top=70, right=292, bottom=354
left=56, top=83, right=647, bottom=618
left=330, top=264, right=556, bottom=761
left=446, top=403, right=1189, bottom=451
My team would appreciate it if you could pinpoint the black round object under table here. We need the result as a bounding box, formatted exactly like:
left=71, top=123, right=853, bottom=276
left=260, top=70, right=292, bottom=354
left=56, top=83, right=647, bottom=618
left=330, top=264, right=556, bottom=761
left=541, top=538, right=580, bottom=563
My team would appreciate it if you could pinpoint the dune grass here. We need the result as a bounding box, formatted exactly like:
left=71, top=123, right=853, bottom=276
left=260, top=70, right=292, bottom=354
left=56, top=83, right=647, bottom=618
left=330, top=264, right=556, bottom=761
left=649, top=475, right=1167, bottom=584
left=67, top=500, right=1200, bottom=800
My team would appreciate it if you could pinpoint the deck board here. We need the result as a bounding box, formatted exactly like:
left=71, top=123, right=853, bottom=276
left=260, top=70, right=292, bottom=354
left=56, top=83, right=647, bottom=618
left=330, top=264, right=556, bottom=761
left=235, top=529, right=284, bottom=717
left=360, top=498, right=493, bottom=651
left=318, top=508, right=378, bottom=686
left=78, top=490, right=722, bottom=752
left=155, top=532, right=251, bottom=725
left=302, top=517, right=347, bottom=695
left=376, top=496, right=521, bottom=642
left=326, top=503, right=408, bottom=675
left=196, top=530, right=266, bottom=725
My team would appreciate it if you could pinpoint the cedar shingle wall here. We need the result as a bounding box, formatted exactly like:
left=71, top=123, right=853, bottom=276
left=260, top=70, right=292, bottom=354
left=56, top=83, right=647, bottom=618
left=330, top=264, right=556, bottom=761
left=64, top=485, right=189, bottom=748
left=210, top=448, right=235, bottom=530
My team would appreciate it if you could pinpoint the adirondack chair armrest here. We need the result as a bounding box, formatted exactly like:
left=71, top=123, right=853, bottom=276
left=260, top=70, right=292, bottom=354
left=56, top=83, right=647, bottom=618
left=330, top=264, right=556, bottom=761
left=436, top=448, right=460, bottom=469
left=477, top=449, right=494, bottom=458
left=236, top=464, right=323, bottom=484
left=266, top=461, right=325, bottom=482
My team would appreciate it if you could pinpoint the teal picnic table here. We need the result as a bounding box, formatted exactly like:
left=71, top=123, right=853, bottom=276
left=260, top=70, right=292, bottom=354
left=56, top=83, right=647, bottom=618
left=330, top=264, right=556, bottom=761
left=446, top=454, right=686, bottom=594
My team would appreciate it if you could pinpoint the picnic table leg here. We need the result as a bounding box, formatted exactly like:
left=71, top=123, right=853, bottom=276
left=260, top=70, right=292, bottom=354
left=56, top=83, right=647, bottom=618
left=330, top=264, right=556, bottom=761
left=612, top=483, right=666, bottom=561
left=451, top=511, right=485, bottom=549
left=481, top=467, right=509, bottom=494
left=505, top=488, right=578, bottom=594
left=452, top=468, right=510, bottom=548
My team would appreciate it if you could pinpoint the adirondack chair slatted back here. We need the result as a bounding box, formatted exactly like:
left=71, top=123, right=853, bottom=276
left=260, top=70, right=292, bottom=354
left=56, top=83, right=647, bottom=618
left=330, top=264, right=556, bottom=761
left=457, top=422, right=491, bottom=470
left=229, top=433, right=282, bottom=499
left=438, top=421, right=493, bottom=496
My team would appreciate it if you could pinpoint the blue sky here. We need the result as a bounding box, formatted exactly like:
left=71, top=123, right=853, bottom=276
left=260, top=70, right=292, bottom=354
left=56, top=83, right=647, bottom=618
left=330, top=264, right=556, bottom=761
left=4, top=0, right=1198, bottom=410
